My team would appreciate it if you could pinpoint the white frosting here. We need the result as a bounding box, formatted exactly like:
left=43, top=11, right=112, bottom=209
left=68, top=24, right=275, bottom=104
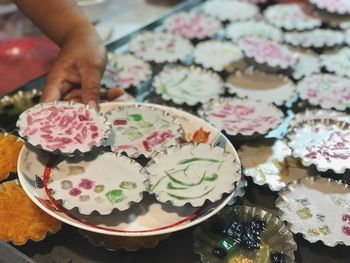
left=201, top=98, right=284, bottom=136
left=264, top=4, right=321, bottom=31
left=153, top=66, right=224, bottom=105
left=164, top=12, right=221, bottom=40
left=105, top=105, right=182, bottom=158
left=239, top=140, right=310, bottom=191
left=321, top=48, right=350, bottom=78
left=226, top=21, right=283, bottom=42
left=277, top=177, right=350, bottom=246
left=297, top=74, right=350, bottom=111
left=288, top=124, right=350, bottom=173
left=129, top=31, right=193, bottom=63
left=285, top=29, right=345, bottom=48
left=17, top=102, right=109, bottom=154
left=193, top=40, right=243, bottom=71
left=49, top=152, right=147, bottom=215
left=102, top=53, right=151, bottom=89
left=146, top=143, right=239, bottom=207
left=203, top=0, right=258, bottom=22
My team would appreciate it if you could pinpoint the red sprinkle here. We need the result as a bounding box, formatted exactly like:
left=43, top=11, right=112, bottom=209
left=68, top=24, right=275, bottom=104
left=69, top=188, right=81, bottom=196
left=114, top=119, right=127, bottom=125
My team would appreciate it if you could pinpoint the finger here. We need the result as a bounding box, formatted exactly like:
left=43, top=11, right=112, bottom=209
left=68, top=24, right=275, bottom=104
left=41, top=79, right=73, bottom=102
left=105, top=87, right=125, bottom=101
left=70, top=97, right=82, bottom=103
left=63, top=89, right=83, bottom=101
left=80, top=67, right=101, bottom=107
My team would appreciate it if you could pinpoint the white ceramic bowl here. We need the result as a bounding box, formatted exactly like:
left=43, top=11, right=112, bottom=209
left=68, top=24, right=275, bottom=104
left=77, top=0, right=111, bottom=23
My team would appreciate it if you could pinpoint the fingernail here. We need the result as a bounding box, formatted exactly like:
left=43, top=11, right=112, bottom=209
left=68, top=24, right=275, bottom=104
left=87, top=100, right=97, bottom=108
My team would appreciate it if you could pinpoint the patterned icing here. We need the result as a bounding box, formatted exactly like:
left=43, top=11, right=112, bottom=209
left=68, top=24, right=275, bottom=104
left=102, top=53, right=151, bottom=89
left=201, top=98, right=284, bottom=136
left=164, top=12, right=221, bottom=40
left=105, top=105, right=183, bottom=157
left=226, top=21, right=283, bottom=43
left=321, top=48, right=350, bottom=78
left=284, top=29, right=345, bottom=48
left=226, top=70, right=296, bottom=106
left=310, top=0, right=350, bottom=15
left=297, top=74, right=350, bottom=111
left=193, top=40, right=243, bottom=71
left=49, top=152, right=147, bottom=214
left=129, top=31, right=192, bottom=63
left=203, top=0, right=258, bottom=22
left=288, top=123, right=350, bottom=173
left=239, top=140, right=310, bottom=191
left=277, top=177, right=350, bottom=246
left=16, top=102, right=109, bottom=154
left=153, top=66, right=224, bottom=105
left=145, top=143, right=240, bottom=207
left=238, top=36, right=297, bottom=69
left=264, top=4, right=321, bottom=31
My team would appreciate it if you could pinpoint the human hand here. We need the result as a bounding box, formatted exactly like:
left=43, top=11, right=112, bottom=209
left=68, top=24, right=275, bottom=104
left=40, top=30, right=107, bottom=107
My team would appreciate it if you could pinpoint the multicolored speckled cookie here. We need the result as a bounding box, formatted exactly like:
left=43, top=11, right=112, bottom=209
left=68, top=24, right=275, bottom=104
left=277, top=176, right=350, bottom=246
left=49, top=152, right=147, bottom=215
left=104, top=104, right=183, bottom=158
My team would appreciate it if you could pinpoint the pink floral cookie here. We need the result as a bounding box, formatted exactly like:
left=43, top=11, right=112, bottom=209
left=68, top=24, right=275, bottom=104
left=288, top=120, right=350, bottom=173
left=310, top=0, right=350, bottom=15
left=238, top=36, right=298, bottom=70
left=164, top=12, right=221, bottom=40
left=102, top=53, right=151, bottom=89
left=264, top=4, right=321, bottom=31
left=199, top=98, right=284, bottom=136
left=17, top=102, right=110, bottom=154
left=297, top=74, right=350, bottom=111
left=129, top=31, right=193, bottom=63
